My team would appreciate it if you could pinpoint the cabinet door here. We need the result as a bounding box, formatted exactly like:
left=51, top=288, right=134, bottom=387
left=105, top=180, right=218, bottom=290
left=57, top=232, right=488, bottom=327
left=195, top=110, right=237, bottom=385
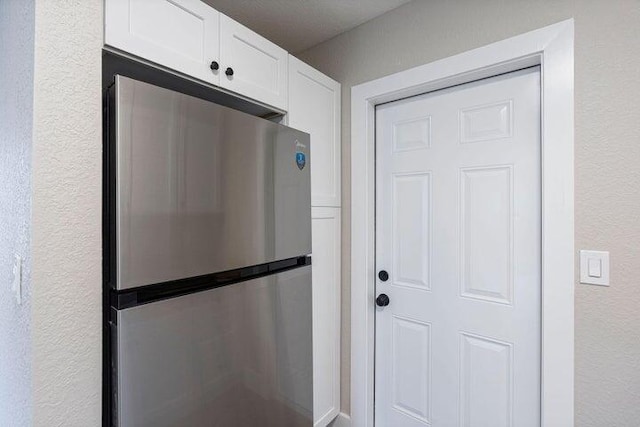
left=105, top=0, right=220, bottom=85
left=311, top=207, right=341, bottom=426
left=289, top=57, right=341, bottom=207
left=219, top=15, right=288, bottom=111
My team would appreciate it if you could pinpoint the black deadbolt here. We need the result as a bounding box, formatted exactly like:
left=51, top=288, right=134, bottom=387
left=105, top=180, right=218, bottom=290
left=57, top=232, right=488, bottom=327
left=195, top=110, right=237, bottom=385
left=376, top=294, right=390, bottom=307
left=378, top=270, right=389, bottom=281
left=210, top=61, right=219, bottom=71
left=225, top=67, right=234, bottom=76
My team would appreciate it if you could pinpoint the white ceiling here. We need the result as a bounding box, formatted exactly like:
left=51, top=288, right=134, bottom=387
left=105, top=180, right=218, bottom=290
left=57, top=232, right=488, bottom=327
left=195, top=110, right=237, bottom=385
left=203, top=0, right=413, bottom=53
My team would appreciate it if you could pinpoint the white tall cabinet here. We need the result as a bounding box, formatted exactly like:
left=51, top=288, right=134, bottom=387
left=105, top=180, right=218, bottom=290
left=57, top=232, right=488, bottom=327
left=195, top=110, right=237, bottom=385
left=289, top=56, right=342, bottom=426
left=104, top=2, right=342, bottom=425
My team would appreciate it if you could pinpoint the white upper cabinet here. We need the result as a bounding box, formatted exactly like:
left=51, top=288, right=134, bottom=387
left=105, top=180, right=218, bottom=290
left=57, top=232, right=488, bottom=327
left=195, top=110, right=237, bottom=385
left=219, top=15, right=289, bottom=111
left=288, top=56, right=341, bottom=207
left=105, top=0, right=221, bottom=85
left=105, top=0, right=288, bottom=110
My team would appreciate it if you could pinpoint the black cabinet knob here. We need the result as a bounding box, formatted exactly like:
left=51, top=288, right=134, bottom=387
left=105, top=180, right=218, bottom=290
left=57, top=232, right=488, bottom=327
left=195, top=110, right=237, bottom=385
left=210, top=61, right=219, bottom=71
left=378, top=270, right=389, bottom=281
left=225, top=67, right=234, bottom=76
left=376, top=294, right=390, bottom=307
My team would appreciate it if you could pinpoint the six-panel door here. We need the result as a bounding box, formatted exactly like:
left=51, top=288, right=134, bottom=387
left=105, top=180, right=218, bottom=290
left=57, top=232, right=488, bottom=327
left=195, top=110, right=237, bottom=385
left=375, top=68, right=542, bottom=426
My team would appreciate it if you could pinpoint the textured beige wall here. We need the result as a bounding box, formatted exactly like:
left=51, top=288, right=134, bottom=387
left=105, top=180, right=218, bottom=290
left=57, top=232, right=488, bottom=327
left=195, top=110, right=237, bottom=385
left=298, top=0, right=640, bottom=424
left=31, top=0, right=103, bottom=425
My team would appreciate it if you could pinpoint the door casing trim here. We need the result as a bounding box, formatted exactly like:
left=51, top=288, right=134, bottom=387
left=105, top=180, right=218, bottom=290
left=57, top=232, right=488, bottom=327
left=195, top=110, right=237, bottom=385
left=350, top=19, right=574, bottom=427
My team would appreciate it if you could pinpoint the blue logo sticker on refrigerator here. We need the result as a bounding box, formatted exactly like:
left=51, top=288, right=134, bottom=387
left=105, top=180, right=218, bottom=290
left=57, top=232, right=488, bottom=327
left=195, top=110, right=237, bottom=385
left=296, top=152, right=306, bottom=170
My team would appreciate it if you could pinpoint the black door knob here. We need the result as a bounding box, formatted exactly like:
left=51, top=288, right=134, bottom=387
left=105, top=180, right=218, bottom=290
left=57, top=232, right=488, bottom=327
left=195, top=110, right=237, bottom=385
left=376, top=294, right=390, bottom=307
left=378, top=270, right=389, bottom=281
left=210, top=61, right=219, bottom=71
left=225, top=67, right=234, bottom=76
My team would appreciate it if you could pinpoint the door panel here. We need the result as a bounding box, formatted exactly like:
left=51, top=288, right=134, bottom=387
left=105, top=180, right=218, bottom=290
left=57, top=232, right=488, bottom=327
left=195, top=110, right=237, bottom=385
left=459, top=332, right=512, bottom=427
left=391, top=315, right=432, bottom=425
left=460, top=166, right=513, bottom=304
left=392, top=172, right=431, bottom=290
left=375, top=68, right=541, bottom=426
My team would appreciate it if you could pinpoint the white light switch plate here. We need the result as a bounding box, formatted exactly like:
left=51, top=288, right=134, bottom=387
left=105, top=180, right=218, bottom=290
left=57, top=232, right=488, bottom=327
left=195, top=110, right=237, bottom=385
left=580, top=250, right=609, bottom=286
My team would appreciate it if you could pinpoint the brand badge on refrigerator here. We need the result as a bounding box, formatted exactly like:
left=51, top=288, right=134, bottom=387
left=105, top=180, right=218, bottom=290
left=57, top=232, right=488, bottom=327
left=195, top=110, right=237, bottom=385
left=295, top=152, right=306, bottom=170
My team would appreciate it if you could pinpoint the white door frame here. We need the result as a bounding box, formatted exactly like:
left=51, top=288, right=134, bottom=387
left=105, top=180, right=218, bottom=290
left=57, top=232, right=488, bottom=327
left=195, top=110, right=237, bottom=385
left=351, top=20, right=574, bottom=427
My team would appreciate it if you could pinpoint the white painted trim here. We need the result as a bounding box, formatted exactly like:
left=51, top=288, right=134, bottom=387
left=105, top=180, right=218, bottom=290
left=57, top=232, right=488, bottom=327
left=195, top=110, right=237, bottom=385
left=328, top=412, right=352, bottom=427
left=350, top=20, right=574, bottom=427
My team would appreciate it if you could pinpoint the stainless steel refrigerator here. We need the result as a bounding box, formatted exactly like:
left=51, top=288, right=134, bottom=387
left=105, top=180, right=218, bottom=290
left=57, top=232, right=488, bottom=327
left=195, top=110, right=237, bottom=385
left=104, top=76, right=312, bottom=426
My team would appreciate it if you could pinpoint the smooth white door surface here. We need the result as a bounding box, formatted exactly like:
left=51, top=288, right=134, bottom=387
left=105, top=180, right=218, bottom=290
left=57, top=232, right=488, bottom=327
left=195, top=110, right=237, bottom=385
left=375, top=68, right=541, bottom=426
left=220, top=15, right=288, bottom=110
left=105, top=0, right=220, bottom=85
left=289, top=56, right=341, bottom=207
left=311, top=207, right=341, bottom=426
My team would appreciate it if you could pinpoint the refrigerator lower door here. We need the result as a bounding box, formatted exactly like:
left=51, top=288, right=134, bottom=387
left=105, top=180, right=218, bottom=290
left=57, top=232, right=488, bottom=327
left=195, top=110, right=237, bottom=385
left=113, top=266, right=312, bottom=426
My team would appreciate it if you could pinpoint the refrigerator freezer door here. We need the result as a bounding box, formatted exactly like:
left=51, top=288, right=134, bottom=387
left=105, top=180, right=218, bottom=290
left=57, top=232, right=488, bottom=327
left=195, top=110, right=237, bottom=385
left=112, top=75, right=311, bottom=290
left=114, top=266, right=313, bottom=426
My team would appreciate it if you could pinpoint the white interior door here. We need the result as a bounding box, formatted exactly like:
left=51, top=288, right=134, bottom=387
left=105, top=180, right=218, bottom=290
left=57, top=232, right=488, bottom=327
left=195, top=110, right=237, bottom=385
left=375, top=68, right=541, bottom=427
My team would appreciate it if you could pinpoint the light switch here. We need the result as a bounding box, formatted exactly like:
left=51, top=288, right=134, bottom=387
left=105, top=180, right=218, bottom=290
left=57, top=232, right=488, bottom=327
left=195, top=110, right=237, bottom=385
left=580, top=250, right=609, bottom=286
left=587, top=258, right=602, bottom=278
